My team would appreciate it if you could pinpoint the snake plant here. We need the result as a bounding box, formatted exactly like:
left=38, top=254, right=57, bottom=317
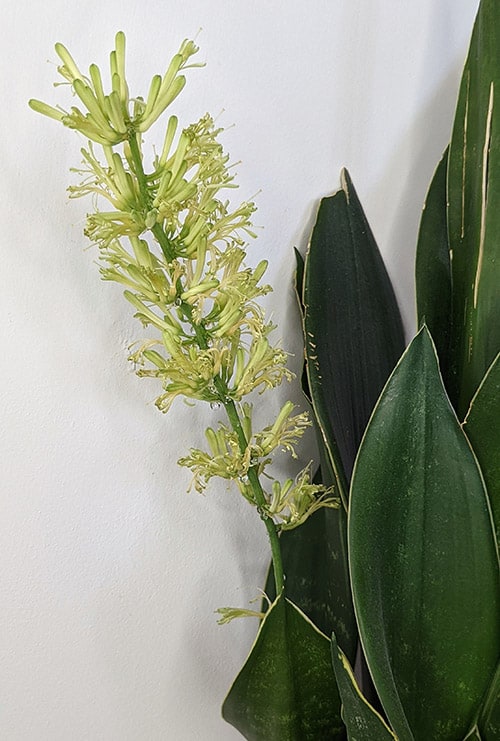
left=226, top=0, right=499, bottom=738
left=30, top=0, right=499, bottom=738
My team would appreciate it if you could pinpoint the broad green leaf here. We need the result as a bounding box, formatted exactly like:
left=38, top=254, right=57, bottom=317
left=263, top=248, right=358, bottom=669
left=463, top=351, right=500, bottom=545
left=262, top=247, right=357, bottom=642
left=222, top=595, right=345, bottom=740
left=415, top=147, right=451, bottom=379
left=330, top=634, right=397, bottom=741
left=303, top=169, right=405, bottom=503
left=447, top=0, right=500, bottom=418
left=349, top=327, right=500, bottom=740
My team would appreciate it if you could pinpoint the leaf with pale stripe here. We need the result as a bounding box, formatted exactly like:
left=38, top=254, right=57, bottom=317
left=478, top=662, right=500, bottom=740
left=447, top=0, right=500, bottom=418
left=415, top=147, right=451, bottom=380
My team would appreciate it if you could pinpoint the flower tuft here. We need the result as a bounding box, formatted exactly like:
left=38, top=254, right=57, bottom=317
left=31, top=34, right=321, bottom=541
left=32, top=33, right=200, bottom=144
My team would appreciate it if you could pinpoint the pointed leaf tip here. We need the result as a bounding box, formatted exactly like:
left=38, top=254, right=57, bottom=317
left=223, top=596, right=345, bottom=740
left=349, top=328, right=500, bottom=739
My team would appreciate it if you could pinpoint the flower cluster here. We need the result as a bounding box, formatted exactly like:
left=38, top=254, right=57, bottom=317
left=30, top=32, right=336, bottom=531
left=179, top=401, right=336, bottom=529
left=179, top=400, right=306, bottom=489
left=29, top=33, right=200, bottom=143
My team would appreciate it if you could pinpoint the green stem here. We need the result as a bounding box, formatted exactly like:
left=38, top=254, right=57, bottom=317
left=223, top=396, right=285, bottom=596
left=151, top=223, right=175, bottom=263
left=127, top=132, right=175, bottom=262
left=128, top=129, right=285, bottom=596
left=127, top=132, right=149, bottom=200
left=178, top=302, right=285, bottom=594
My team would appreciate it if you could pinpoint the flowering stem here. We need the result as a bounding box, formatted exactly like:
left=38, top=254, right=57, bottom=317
left=128, top=132, right=175, bottom=262
left=195, top=329, right=285, bottom=594
left=181, top=295, right=285, bottom=595
left=128, top=133, right=149, bottom=200
left=128, top=130, right=285, bottom=597
left=223, top=397, right=285, bottom=596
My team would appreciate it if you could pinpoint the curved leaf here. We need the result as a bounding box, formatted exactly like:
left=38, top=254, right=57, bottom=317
left=463, top=728, right=483, bottom=741
left=478, top=661, right=500, bottom=740
left=349, top=327, right=500, bottom=740
left=463, top=351, right=500, bottom=546
left=263, top=248, right=358, bottom=671
left=262, top=246, right=358, bottom=659
left=447, top=0, right=500, bottom=418
left=331, top=634, right=397, bottom=741
left=222, top=595, right=345, bottom=740
left=415, top=147, right=451, bottom=379
left=303, top=169, right=405, bottom=502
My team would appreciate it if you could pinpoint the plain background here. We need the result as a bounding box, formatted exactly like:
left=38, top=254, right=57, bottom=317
left=1, top=1, right=479, bottom=739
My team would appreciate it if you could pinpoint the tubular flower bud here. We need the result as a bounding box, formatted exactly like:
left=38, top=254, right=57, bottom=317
left=255, top=403, right=312, bottom=458
left=230, top=335, right=293, bottom=399
left=266, top=465, right=339, bottom=531
left=178, top=425, right=252, bottom=493
left=30, top=34, right=199, bottom=144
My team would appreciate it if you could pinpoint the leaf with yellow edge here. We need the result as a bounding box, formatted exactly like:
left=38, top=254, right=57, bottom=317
left=331, top=634, right=397, bottom=740
left=222, top=594, right=345, bottom=740
left=348, top=327, right=500, bottom=740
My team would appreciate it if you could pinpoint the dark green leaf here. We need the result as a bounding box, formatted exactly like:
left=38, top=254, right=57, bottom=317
left=415, top=147, right=451, bottom=379
left=264, top=504, right=357, bottom=663
left=303, top=169, right=405, bottom=502
left=262, top=245, right=358, bottom=672
left=463, top=351, right=500, bottom=545
left=447, top=0, right=500, bottom=418
left=222, top=595, right=345, bottom=740
left=349, top=327, right=500, bottom=740
left=330, top=634, right=396, bottom=740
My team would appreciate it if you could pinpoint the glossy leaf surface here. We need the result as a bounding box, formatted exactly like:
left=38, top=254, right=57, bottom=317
left=222, top=595, right=345, bottom=740
left=262, top=246, right=357, bottom=654
left=415, top=147, right=451, bottom=379
left=463, top=351, right=500, bottom=545
left=331, top=634, right=396, bottom=741
left=303, top=169, right=405, bottom=501
left=263, top=247, right=358, bottom=668
left=447, top=0, right=500, bottom=418
left=349, top=328, right=500, bottom=740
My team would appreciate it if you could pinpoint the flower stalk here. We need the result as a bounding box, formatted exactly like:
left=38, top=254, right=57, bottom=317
left=30, top=31, right=337, bottom=603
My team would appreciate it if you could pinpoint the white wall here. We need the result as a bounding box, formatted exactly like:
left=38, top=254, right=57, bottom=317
left=1, top=1, right=479, bottom=739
